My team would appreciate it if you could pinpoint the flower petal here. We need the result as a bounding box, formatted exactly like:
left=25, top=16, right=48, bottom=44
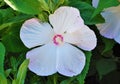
left=56, top=43, right=85, bottom=77
left=20, top=18, right=54, bottom=48
left=92, top=0, right=99, bottom=8
left=49, top=6, right=84, bottom=34
left=64, top=26, right=97, bottom=51
left=26, top=43, right=57, bottom=76
left=96, top=5, right=120, bottom=44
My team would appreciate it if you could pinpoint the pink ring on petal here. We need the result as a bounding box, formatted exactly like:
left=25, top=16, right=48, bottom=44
left=53, top=34, right=64, bottom=45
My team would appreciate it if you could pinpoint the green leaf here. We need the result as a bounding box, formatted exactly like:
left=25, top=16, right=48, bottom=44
left=0, top=42, right=5, bottom=76
left=0, top=8, right=13, bottom=25
left=0, top=74, right=7, bottom=84
left=39, top=0, right=65, bottom=13
left=10, top=56, right=18, bottom=71
left=68, top=0, right=105, bottom=25
left=0, top=8, right=14, bottom=23
left=15, top=59, right=29, bottom=84
left=0, top=43, right=7, bottom=84
left=81, top=0, right=91, bottom=4
left=77, top=51, right=92, bottom=84
left=2, top=23, right=28, bottom=52
left=102, top=38, right=115, bottom=54
left=96, top=59, right=117, bottom=79
left=60, top=77, right=75, bottom=84
left=12, top=80, right=16, bottom=84
left=92, top=0, right=120, bottom=18
left=53, top=0, right=65, bottom=10
left=0, top=14, right=32, bottom=30
left=5, top=69, right=12, bottom=77
left=9, top=54, right=25, bottom=75
left=4, top=0, right=49, bottom=14
left=0, top=13, right=2, bottom=24
left=0, top=0, right=5, bottom=7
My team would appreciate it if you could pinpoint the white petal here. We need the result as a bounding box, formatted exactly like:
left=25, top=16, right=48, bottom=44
left=26, top=43, right=57, bottom=76
left=49, top=6, right=84, bottom=34
left=92, top=0, right=99, bottom=8
left=20, top=18, right=54, bottom=48
left=64, top=26, right=97, bottom=51
left=56, top=43, right=85, bottom=77
left=96, top=5, right=120, bottom=44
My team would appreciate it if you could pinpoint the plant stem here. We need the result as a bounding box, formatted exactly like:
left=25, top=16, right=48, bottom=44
left=53, top=74, right=57, bottom=84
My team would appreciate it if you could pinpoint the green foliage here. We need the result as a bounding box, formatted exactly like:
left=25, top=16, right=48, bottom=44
left=0, top=0, right=5, bottom=7
left=4, top=0, right=67, bottom=14
left=5, top=69, right=12, bottom=77
left=96, top=59, right=117, bottom=79
left=45, top=0, right=65, bottom=13
left=4, top=0, right=49, bottom=14
left=0, top=42, right=5, bottom=76
left=0, top=74, right=7, bottom=84
left=0, top=13, right=33, bottom=30
left=0, top=0, right=120, bottom=83
left=60, top=77, right=75, bottom=84
left=0, top=8, right=14, bottom=24
left=14, top=59, right=29, bottom=84
left=2, top=23, right=28, bottom=52
left=102, top=38, right=115, bottom=54
left=68, top=0, right=105, bottom=25
left=92, top=0, right=120, bottom=18
left=77, top=51, right=92, bottom=84
left=0, top=42, right=7, bottom=84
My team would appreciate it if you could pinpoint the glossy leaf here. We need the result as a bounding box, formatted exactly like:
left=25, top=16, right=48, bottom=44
left=15, top=59, right=29, bottom=84
left=4, top=0, right=49, bottom=14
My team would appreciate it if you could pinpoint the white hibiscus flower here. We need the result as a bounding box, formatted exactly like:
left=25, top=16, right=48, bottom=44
left=92, top=0, right=120, bottom=44
left=20, top=6, right=97, bottom=77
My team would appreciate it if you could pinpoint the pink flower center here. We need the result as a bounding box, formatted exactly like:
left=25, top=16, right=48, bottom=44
left=53, top=34, right=63, bottom=45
